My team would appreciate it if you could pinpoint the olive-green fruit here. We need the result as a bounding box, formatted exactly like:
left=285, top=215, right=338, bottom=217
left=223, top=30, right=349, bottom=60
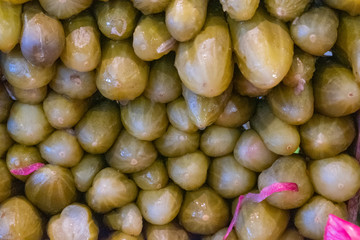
left=290, top=7, right=338, bottom=56
left=155, top=125, right=200, bottom=157
left=131, top=159, right=169, bottom=190
left=0, top=196, right=43, bottom=240
left=50, top=63, right=97, bottom=100
left=96, top=39, right=149, bottom=101
left=107, top=232, right=144, bottom=240
left=300, top=114, right=355, bottom=159
left=48, top=203, right=99, bottom=240
left=0, top=160, right=12, bottom=203
left=1, top=46, right=56, bottom=89
left=278, top=228, right=304, bottom=240
left=71, top=154, right=104, bottom=192
left=336, top=13, right=360, bottom=83
left=21, top=1, right=65, bottom=67
left=229, top=8, right=293, bottom=90
left=208, top=155, right=256, bottom=199
left=121, top=96, right=168, bottom=141
left=267, top=81, right=314, bottom=125
left=202, top=228, right=238, bottom=240
left=6, top=144, right=45, bottom=182
left=1, top=0, right=31, bottom=5
left=167, top=151, right=209, bottom=191
left=106, top=130, right=157, bottom=173
left=264, top=0, right=311, bottom=22
left=175, top=6, right=233, bottom=97
left=144, top=53, right=182, bottom=103
left=200, top=125, right=241, bottom=157
left=179, top=187, right=229, bottom=235
left=233, top=68, right=270, bottom=97
left=94, top=0, right=139, bottom=41
left=7, top=102, right=53, bottom=146
left=61, top=12, right=101, bottom=72
left=215, top=93, right=256, bottom=128
left=86, top=167, right=138, bottom=213
left=133, top=14, right=176, bottom=61
left=131, top=0, right=170, bottom=15
left=220, top=0, right=259, bottom=21
left=295, top=196, right=348, bottom=239
left=258, top=156, right=314, bottom=209
left=282, top=48, right=316, bottom=89
left=76, top=101, right=121, bottom=154
left=167, top=97, right=198, bottom=133
left=0, top=83, right=12, bottom=123
left=250, top=101, right=300, bottom=155
left=183, top=84, right=232, bottom=129
left=39, top=0, right=93, bottom=19
left=0, top=124, right=13, bottom=158
left=165, top=0, right=208, bottom=42
left=0, top=2, right=21, bottom=53
left=324, top=0, right=360, bottom=16
left=309, top=154, right=360, bottom=202
left=234, top=129, right=278, bottom=172
left=313, top=62, right=360, bottom=117
left=8, top=84, right=47, bottom=104
left=137, top=183, right=183, bottom=225
left=146, top=222, right=190, bottom=240
left=39, top=129, right=83, bottom=168
left=25, top=164, right=77, bottom=215
left=104, top=203, right=143, bottom=236
left=235, top=200, right=289, bottom=240
left=43, top=91, right=89, bottom=129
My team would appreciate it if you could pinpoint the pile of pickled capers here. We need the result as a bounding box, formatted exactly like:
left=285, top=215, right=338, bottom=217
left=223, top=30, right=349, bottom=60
left=1, top=0, right=360, bottom=239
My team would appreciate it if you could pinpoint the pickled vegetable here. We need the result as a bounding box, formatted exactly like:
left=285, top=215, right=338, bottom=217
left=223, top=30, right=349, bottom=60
left=323, top=0, right=360, bottom=16
left=39, top=0, right=93, bottom=19
left=309, top=154, right=360, bottom=202
left=264, top=0, right=311, bottom=22
left=145, top=222, right=189, bottom=240
left=47, top=203, right=99, bottom=240
left=25, top=164, right=77, bottom=215
left=202, top=228, right=238, bottom=240
left=290, top=6, right=338, bottom=56
left=229, top=8, right=293, bottom=90
left=106, top=130, right=158, bottom=173
left=0, top=160, right=12, bottom=203
left=21, top=1, right=65, bottom=67
left=0, top=124, right=13, bottom=157
left=278, top=228, right=304, bottom=240
left=0, top=83, right=12, bottom=123
left=166, top=97, right=198, bottom=133
left=233, top=68, right=270, bottom=97
left=96, top=39, right=149, bottom=101
left=6, top=84, right=47, bottom=104
left=86, top=167, right=138, bottom=213
left=131, top=0, right=170, bottom=15
left=175, top=3, right=233, bottom=97
left=0, top=2, right=21, bottom=53
left=220, top=0, right=259, bottom=21
left=167, top=150, right=209, bottom=191
left=131, top=159, right=169, bottom=190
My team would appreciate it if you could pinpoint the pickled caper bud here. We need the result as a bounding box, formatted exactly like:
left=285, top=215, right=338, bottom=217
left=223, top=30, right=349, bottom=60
left=6, top=144, right=45, bottom=182
left=106, top=130, right=158, bottom=173
left=6, top=84, right=47, bottom=105
left=39, top=0, right=93, bottom=19
left=202, top=228, right=238, bottom=240
left=165, top=0, right=208, bottom=42
left=220, top=0, right=259, bottom=21
left=107, top=232, right=144, bottom=240
left=145, top=222, right=190, bottom=240
left=0, top=160, right=12, bottom=203
left=166, top=97, right=198, bottom=133
left=309, top=154, right=360, bottom=202
left=94, top=0, right=139, bottom=41
left=0, top=124, right=13, bottom=158
left=7, top=102, right=53, bottom=146
left=233, top=68, right=270, bottom=97
left=0, top=196, right=43, bottom=240
left=133, top=14, right=176, bottom=61
left=25, top=164, right=77, bottom=215
left=137, top=183, right=183, bottom=225
left=131, top=0, right=171, bottom=15
left=294, top=196, right=348, bottom=239
left=264, top=0, right=311, bottom=22
left=96, top=39, right=149, bottom=101
left=290, top=6, right=338, bottom=56
left=144, top=53, right=182, bottom=103
left=21, top=1, right=65, bottom=67
left=179, top=187, right=229, bottom=235
left=131, top=159, right=169, bottom=190
left=61, top=11, right=101, bottom=72
left=258, top=156, right=314, bottom=209
left=0, top=82, right=13, bottom=123
left=0, top=2, right=21, bottom=53
left=75, top=101, right=121, bottom=154
left=323, top=0, right=360, bottom=16
left=278, top=228, right=304, bottom=240
left=207, top=155, right=256, bottom=199
left=299, top=114, right=355, bottom=159
left=86, top=167, right=138, bottom=213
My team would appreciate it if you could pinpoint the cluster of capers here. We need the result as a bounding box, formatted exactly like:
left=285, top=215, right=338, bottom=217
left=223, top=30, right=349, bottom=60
left=1, top=0, right=360, bottom=239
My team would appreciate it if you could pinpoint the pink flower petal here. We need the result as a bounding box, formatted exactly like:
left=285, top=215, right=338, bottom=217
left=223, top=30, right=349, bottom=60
left=324, top=214, right=360, bottom=240
left=10, top=163, right=45, bottom=176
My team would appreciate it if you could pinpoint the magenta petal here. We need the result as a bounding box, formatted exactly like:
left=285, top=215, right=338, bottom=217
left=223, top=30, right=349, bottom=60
left=10, top=163, right=45, bottom=176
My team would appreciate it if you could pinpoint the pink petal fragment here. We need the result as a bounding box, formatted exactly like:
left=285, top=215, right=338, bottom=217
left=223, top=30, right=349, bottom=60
left=10, top=163, right=45, bottom=176
left=223, top=182, right=299, bottom=240
left=324, top=214, right=360, bottom=240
